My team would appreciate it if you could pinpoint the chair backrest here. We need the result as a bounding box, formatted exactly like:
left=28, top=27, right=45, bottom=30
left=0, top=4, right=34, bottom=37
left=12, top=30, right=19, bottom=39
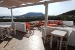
left=38, top=21, right=43, bottom=26
left=42, top=27, right=52, bottom=37
left=58, top=20, right=63, bottom=25
left=0, top=27, right=3, bottom=36
left=48, top=20, right=50, bottom=24
left=26, top=22, right=31, bottom=29
left=53, top=20, right=59, bottom=24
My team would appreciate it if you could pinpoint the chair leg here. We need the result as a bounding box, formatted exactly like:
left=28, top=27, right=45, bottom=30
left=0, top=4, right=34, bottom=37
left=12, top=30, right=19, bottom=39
left=38, top=26, right=41, bottom=30
left=32, top=30, right=34, bottom=34
left=7, top=30, right=11, bottom=37
left=1, top=33, right=4, bottom=41
left=44, top=37, right=46, bottom=44
left=30, top=30, right=32, bottom=34
left=57, top=40, right=67, bottom=50
left=57, top=40, right=59, bottom=49
left=31, top=30, right=34, bottom=36
left=66, top=43, right=67, bottom=50
left=66, top=45, right=67, bottom=50
left=14, top=30, right=16, bottom=36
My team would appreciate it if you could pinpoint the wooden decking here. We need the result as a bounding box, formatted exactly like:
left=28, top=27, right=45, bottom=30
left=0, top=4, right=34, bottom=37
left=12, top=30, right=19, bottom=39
left=0, top=28, right=75, bottom=50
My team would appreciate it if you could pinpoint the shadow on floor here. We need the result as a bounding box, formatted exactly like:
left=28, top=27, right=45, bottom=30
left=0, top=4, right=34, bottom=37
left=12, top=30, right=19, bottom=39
left=42, top=38, right=75, bottom=50
left=10, top=31, right=32, bottom=40
left=0, top=31, right=32, bottom=48
left=0, top=37, right=12, bottom=48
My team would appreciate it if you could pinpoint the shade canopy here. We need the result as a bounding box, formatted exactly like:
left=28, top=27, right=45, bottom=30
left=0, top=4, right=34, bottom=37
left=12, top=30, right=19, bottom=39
left=0, top=0, right=69, bottom=9
left=0, top=0, right=40, bottom=8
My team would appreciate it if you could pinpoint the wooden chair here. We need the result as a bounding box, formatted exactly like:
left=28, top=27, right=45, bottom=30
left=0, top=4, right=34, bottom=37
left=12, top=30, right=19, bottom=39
left=43, top=28, right=52, bottom=44
left=58, top=20, right=63, bottom=26
left=8, top=24, right=16, bottom=36
left=48, top=20, right=58, bottom=27
left=45, top=34, right=51, bottom=44
left=48, top=20, right=50, bottom=24
left=26, top=22, right=34, bottom=34
left=0, top=27, right=6, bottom=41
left=57, top=37, right=67, bottom=50
left=37, top=21, right=44, bottom=29
left=53, top=20, right=59, bottom=25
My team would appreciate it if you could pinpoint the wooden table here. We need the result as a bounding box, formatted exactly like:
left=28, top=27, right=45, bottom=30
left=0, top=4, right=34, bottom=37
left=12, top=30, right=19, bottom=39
left=50, top=30, right=67, bottom=50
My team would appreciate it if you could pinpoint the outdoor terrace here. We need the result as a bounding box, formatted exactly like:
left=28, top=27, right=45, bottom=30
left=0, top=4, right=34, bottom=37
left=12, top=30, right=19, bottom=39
left=0, top=28, right=75, bottom=50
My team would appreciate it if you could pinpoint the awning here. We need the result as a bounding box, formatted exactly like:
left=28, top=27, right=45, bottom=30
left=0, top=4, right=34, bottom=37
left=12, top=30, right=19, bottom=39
left=0, top=0, right=69, bottom=8
left=0, top=0, right=40, bottom=8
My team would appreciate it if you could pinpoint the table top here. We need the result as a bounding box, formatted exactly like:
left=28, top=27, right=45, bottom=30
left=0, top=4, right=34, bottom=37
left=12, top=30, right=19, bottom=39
left=51, top=30, right=67, bottom=37
left=0, top=25, right=11, bottom=28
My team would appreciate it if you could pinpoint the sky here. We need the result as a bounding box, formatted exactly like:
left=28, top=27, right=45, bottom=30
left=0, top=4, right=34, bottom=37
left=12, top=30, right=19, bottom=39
left=0, top=0, right=75, bottom=16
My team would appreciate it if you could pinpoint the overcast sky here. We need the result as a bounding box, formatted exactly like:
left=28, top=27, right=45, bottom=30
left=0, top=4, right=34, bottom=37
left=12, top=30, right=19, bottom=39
left=0, top=0, right=75, bottom=16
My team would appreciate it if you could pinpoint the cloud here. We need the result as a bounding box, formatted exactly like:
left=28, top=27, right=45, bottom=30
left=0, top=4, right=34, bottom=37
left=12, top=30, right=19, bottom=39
left=0, top=0, right=75, bottom=16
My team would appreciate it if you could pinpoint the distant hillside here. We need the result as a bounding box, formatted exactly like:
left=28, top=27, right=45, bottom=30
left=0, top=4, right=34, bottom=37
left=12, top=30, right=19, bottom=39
left=60, top=10, right=75, bottom=15
left=0, top=12, right=45, bottom=18
left=21, top=12, right=45, bottom=17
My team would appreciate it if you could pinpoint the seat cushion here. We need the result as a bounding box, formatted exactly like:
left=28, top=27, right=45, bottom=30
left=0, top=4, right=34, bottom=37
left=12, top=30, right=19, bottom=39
left=8, top=28, right=13, bottom=31
left=45, top=35, right=51, bottom=38
left=58, top=37, right=67, bottom=41
left=48, top=24, right=57, bottom=27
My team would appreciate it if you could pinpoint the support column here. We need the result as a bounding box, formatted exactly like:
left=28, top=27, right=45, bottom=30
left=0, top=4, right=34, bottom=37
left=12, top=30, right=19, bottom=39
left=10, top=8, right=14, bottom=28
left=43, top=2, right=48, bottom=44
left=10, top=8, right=14, bottom=22
left=44, top=2, right=48, bottom=36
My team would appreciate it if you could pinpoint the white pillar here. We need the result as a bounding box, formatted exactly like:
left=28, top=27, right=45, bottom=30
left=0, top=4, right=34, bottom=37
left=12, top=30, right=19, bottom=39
left=44, top=2, right=48, bottom=36
left=43, top=2, right=48, bottom=44
left=10, top=8, right=14, bottom=22
left=10, top=8, right=14, bottom=28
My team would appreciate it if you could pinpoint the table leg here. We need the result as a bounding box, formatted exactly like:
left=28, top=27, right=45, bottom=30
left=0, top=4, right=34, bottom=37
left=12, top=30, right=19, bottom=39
left=59, top=37, right=63, bottom=50
left=14, top=29, right=16, bottom=36
left=50, top=34, right=53, bottom=48
left=1, top=33, right=4, bottom=40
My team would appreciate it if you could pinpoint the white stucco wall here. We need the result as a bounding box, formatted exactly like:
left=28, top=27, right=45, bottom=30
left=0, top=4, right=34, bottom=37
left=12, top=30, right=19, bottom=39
left=63, top=21, right=74, bottom=26
left=0, top=22, right=26, bottom=32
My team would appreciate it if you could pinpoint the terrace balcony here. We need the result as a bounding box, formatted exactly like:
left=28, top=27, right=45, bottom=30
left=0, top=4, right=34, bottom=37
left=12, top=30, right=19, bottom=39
left=0, top=29, right=75, bottom=50
left=0, top=21, right=75, bottom=50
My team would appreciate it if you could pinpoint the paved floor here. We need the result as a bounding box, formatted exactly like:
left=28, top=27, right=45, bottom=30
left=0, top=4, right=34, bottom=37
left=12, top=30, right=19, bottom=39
left=0, top=29, right=45, bottom=50
left=0, top=28, right=75, bottom=50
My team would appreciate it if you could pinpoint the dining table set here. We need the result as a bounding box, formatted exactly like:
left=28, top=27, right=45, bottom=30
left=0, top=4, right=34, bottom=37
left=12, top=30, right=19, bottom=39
left=42, top=27, right=74, bottom=50
left=0, top=25, right=12, bottom=40
left=50, top=30, right=67, bottom=50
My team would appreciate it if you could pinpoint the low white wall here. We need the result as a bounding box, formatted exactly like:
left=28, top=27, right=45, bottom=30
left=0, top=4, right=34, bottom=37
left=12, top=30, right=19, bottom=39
left=0, top=22, right=12, bottom=25
left=63, top=21, right=74, bottom=26
left=16, top=22, right=26, bottom=32
left=0, top=22, right=26, bottom=32
left=0, top=22, right=24, bottom=25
